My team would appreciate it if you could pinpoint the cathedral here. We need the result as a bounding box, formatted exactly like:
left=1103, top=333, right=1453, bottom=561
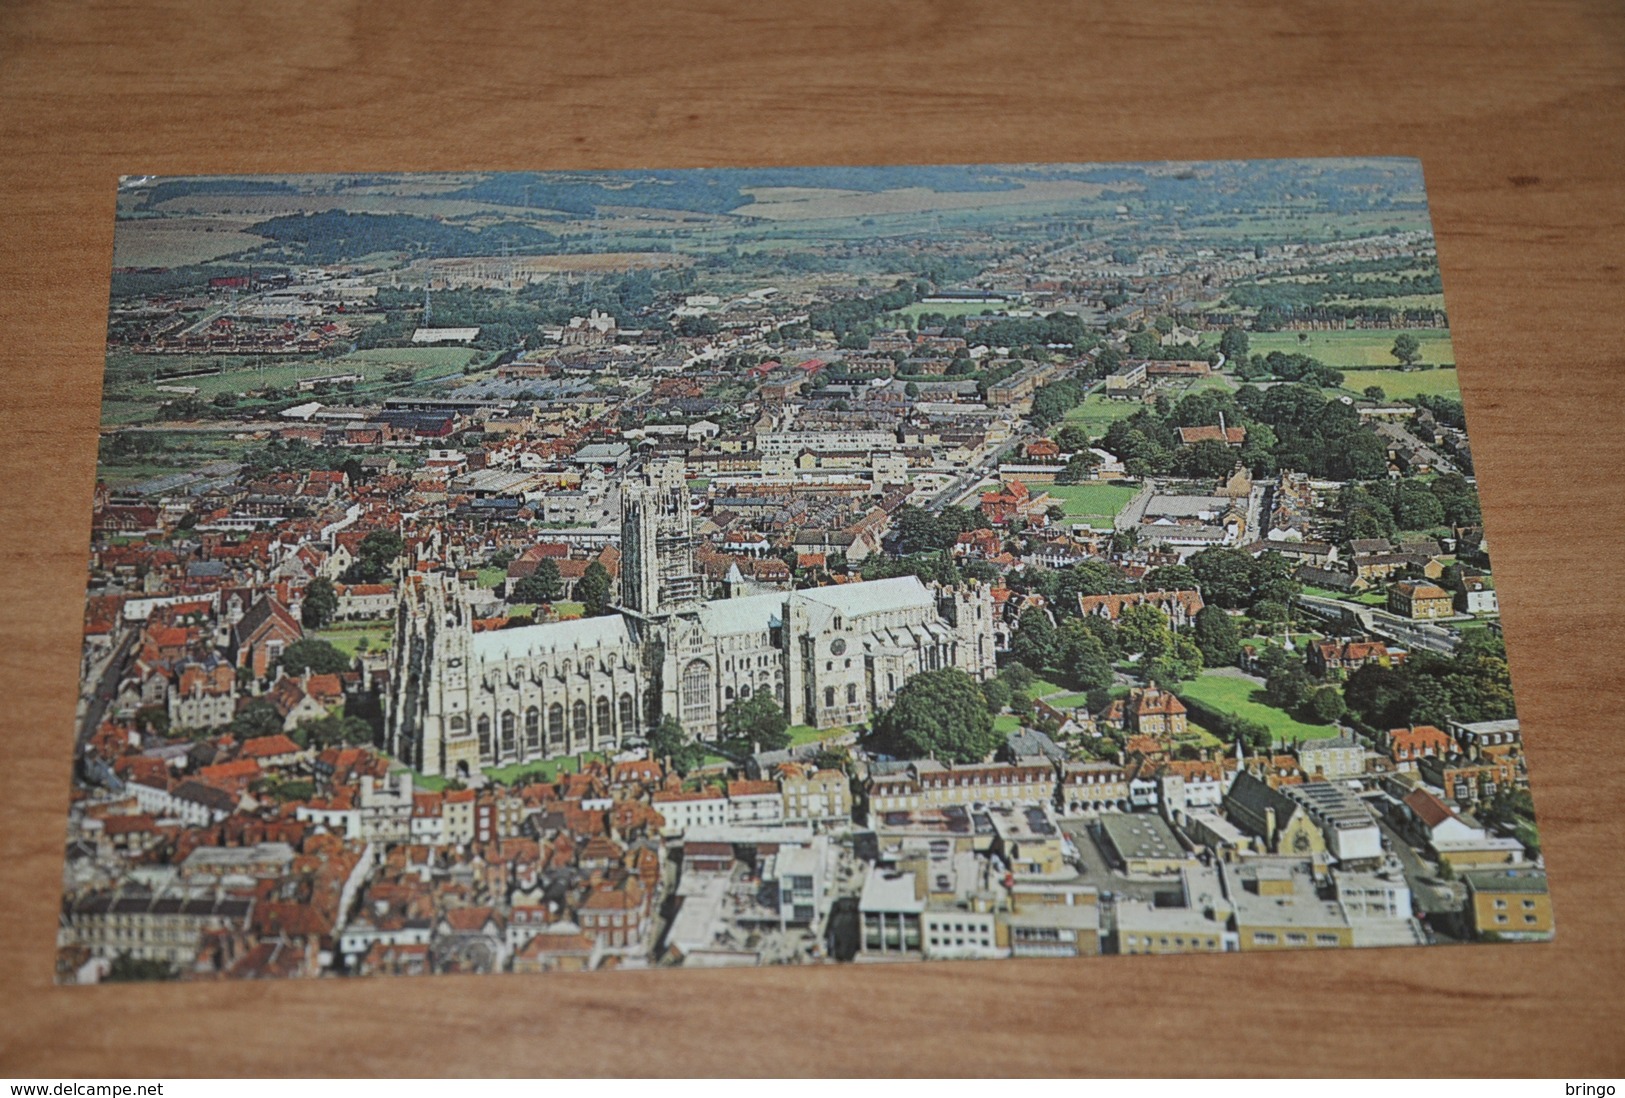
left=385, top=465, right=997, bottom=778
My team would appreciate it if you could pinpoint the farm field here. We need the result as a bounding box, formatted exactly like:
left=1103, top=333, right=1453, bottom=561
left=111, top=217, right=271, bottom=268
left=1173, top=671, right=1340, bottom=743
left=1247, top=328, right=1456, bottom=368
left=1044, top=482, right=1137, bottom=525
left=1338, top=368, right=1462, bottom=401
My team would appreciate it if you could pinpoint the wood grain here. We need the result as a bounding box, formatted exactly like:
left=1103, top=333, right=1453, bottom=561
left=1, top=0, right=1622, bottom=1077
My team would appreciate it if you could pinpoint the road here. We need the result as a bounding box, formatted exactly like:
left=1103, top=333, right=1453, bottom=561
left=78, top=627, right=136, bottom=756
left=1058, top=818, right=1186, bottom=907
left=1376, top=817, right=1465, bottom=940
left=1374, top=421, right=1458, bottom=475
left=926, top=438, right=1020, bottom=512
left=1294, top=593, right=1463, bottom=656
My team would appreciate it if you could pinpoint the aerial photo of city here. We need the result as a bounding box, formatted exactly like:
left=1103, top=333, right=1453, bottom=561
left=59, top=160, right=1547, bottom=984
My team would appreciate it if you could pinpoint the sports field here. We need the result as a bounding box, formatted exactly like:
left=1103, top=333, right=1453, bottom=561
left=1061, top=393, right=1142, bottom=435
left=119, top=345, right=477, bottom=400
left=1044, top=482, right=1137, bottom=525
left=1247, top=328, right=1455, bottom=368
left=1338, top=368, right=1462, bottom=401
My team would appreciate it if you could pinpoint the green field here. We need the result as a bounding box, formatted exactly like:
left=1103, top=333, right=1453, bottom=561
left=113, top=345, right=477, bottom=403
left=785, top=723, right=850, bottom=747
left=1247, top=328, right=1455, bottom=368
left=1043, top=482, right=1137, bottom=525
left=315, top=623, right=393, bottom=657
left=1174, top=672, right=1340, bottom=743
left=1061, top=393, right=1143, bottom=435
left=1338, top=368, right=1462, bottom=401
left=993, top=714, right=1023, bottom=734
left=481, top=751, right=612, bottom=786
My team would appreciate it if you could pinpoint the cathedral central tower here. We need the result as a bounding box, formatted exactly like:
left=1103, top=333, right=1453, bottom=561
left=619, top=458, right=703, bottom=617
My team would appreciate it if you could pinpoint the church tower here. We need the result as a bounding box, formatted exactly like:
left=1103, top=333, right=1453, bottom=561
left=619, top=458, right=703, bottom=617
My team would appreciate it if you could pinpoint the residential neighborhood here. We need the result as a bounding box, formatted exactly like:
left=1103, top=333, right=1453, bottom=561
left=58, top=163, right=1543, bottom=984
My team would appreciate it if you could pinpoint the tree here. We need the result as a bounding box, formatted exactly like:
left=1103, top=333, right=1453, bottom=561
left=870, top=668, right=999, bottom=764
left=1127, top=330, right=1160, bottom=358
left=1188, top=548, right=1258, bottom=609
left=1011, top=607, right=1059, bottom=672
left=1391, top=333, right=1422, bottom=368
left=1054, top=451, right=1102, bottom=485
left=1193, top=605, right=1242, bottom=667
left=350, top=529, right=405, bottom=582
left=1343, top=662, right=1412, bottom=728
left=1142, top=564, right=1197, bottom=592
left=719, top=692, right=791, bottom=754
left=301, top=577, right=338, bottom=629
left=1056, top=620, right=1114, bottom=692
left=1308, top=686, right=1346, bottom=723
left=106, top=953, right=179, bottom=982
left=648, top=715, right=705, bottom=776
left=279, top=638, right=351, bottom=676
left=230, top=697, right=285, bottom=739
left=1117, top=603, right=1174, bottom=660
left=1055, top=424, right=1091, bottom=453
left=981, top=677, right=1012, bottom=714
left=1233, top=717, right=1272, bottom=754
left=1393, top=482, right=1446, bottom=530
left=1264, top=663, right=1311, bottom=711
left=512, top=560, right=561, bottom=604
left=298, top=712, right=375, bottom=748
left=1363, top=385, right=1387, bottom=402
left=1175, top=439, right=1240, bottom=480
left=1218, top=326, right=1250, bottom=363
left=577, top=561, right=612, bottom=616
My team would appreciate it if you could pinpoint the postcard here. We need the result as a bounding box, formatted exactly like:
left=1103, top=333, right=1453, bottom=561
left=61, top=160, right=1543, bottom=983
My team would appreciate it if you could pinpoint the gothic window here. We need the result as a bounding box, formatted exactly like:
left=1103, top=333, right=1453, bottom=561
left=449, top=714, right=467, bottom=735
left=740, top=683, right=752, bottom=699
left=725, top=685, right=735, bottom=702
left=584, top=657, right=596, bottom=675
left=887, top=673, right=896, bottom=692
left=561, top=660, right=572, bottom=678
left=619, top=692, right=636, bottom=733
left=548, top=704, right=565, bottom=742
left=824, top=686, right=835, bottom=708
left=846, top=683, right=857, bottom=705
left=525, top=707, right=540, bottom=750
left=501, top=711, right=516, bottom=754
left=681, top=660, right=712, bottom=718
left=572, top=701, right=588, bottom=738
left=477, top=715, right=492, bottom=756
left=776, top=681, right=785, bottom=701
left=596, top=696, right=612, bottom=738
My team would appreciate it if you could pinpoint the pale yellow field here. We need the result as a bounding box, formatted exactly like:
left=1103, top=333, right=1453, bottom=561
left=415, top=251, right=691, bottom=274
left=733, top=179, right=1121, bottom=220
left=111, top=218, right=270, bottom=267
left=149, top=193, right=544, bottom=220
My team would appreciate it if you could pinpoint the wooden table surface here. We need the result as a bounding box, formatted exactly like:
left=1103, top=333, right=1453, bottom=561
left=2, top=0, right=1622, bottom=1078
